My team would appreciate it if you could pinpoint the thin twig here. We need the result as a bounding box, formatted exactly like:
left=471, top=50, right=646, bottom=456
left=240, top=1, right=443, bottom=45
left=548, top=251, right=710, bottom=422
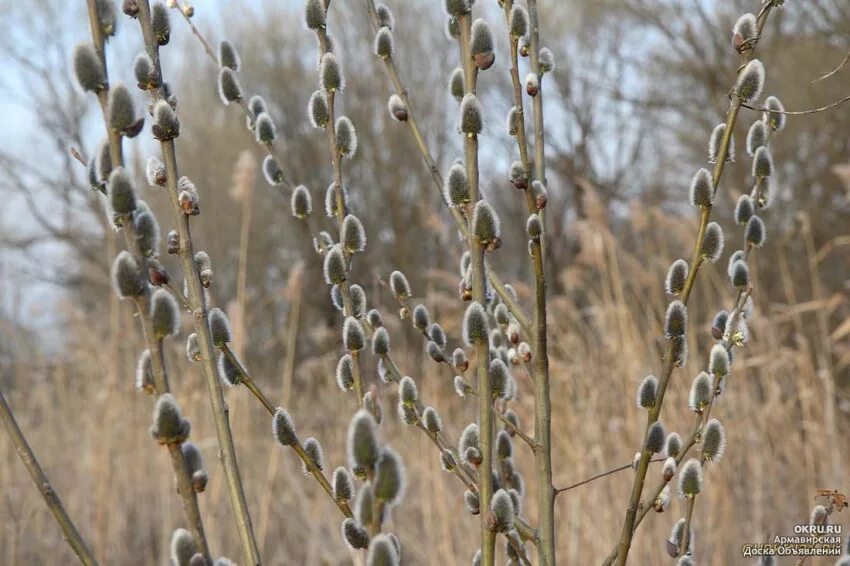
left=554, top=458, right=664, bottom=496
left=217, top=344, right=354, bottom=519
left=812, top=48, right=850, bottom=83
left=496, top=410, right=538, bottom=451
left=0, top=386, right=98, bottom=566
left=743, top=94, right=850, bottom=115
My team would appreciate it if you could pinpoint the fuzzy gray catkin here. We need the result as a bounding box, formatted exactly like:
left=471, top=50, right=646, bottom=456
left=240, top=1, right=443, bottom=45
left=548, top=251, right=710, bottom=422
left=735, top=195, right=755, bottom=224
left=374, top=447, right=405, bottom=506
left=539, top=47, right=555, bottom=73
left=151, top=288, right=180, bottom=338
left=151, top=2, right=171, bottom=45
left=665, top=432, right=683, bottom=459
left=182, top=442, right=208, bottom=492
left=152, top=99, right=179, bottom=140
left=472, top=200, right=500, bottom=245
left=730, top=259, right=749, bottom=289
left=462, top=302, right=489, bottom=345
left=134, top=210, right=160, bottom=257
left=217, top=352, right=243, bottom=387
left=107, top=82, right=138, bottom=135
left=170, top=528, right=196, bottom=566
left=744, top=212, right=766, bottom=246
left=372, top=327, right=390, bottom=356
left=460, top=94, right=483, bottom=136
left=323, top=244, right=347, bottom=284
left=764, top=96, right=786, bottom=131
left=664, top=301, right=687, bottom=338
left=367, top=534, right=400, bottom=566
left=108, top=168, right=138, bottom=215
left=753, top=146, right=773, bottom=178
left=342, top=215, right=366, bottom=253
left=701, top=418, right=726, bottom=462
left=709, top=343, right=730, bottom=377
left=445, top=163, right=471, bottom=206
left=444, top=0, right=470, bottom=17
left=290, top=185, right=312, bottom=219
left=304, top=0, right=326, bottom=30
left=689, top=168, right=714, bottom=207
left=308, top=90, right=330, bottom=128
left=688, top=372, right=712, bottom=413
left=336, top=117, right=358, bottom=157
left=302, top=437, right=324, bottom=474
left=341, top=518, right=369, bottom=550
left=637, top=375, right=658, bottom=408
left=135, top=349, right=154, bottom=393
left=399, top=376, right=418, bottom=406
left=374, top=28, right=394, bottom=59
left=665, top=259, right=688, bottom=295
left=342, top=317, right=365, bottom=351
left=471, top=19, right=495, bottom=70
left=376, top=3, right=394, bottom=29
left=255, top=112, right=276, bottom=144
left=112, top=251, right=146, bottom=298
left=336, top=354, right=354, bottom=391
left=320, top=53, right=343, bottom=93
left=700, top=222, right=724, bottom=262
left=150, top=393, right=191, bottom=445
left=735, top=59, right=765, bottom=102
left=218, top=67, right=242, bottom=105
left=387, top=94, right=407, bottom=122
left=422, top=407, right=442, bottom=433
left=645, top=422, right=666, bottom=453
left=678, top=458, right=703, bottom=497
left=73, top=42, right=106, bottom=92
left=219, top=40, right=240, bottom=71
left=509, top=4, right=529, bottom=38
left=449, top=68, right=465, bottom=101
left=272, top=407, right=297, bottom=446
left=490, top=489, right=515, bottom=532
left=348, top=410, right=380, bottom=470
left=747, top=120, right=767, bottom=156
left=207, top=307, right=231, bottom=346
left=708, top=123, right=734, bottom=164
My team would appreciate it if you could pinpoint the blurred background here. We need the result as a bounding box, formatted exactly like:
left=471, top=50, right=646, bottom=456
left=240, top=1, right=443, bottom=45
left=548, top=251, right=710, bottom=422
left=0, top=0, right=848, bottom=563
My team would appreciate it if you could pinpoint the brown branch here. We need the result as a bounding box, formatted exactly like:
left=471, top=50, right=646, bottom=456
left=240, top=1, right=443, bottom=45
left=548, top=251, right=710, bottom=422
left=554, top=458, right=665, bottom=496
left=812, top=48, right=850, bottom=83
left=743, top=94, right=850, bottom=115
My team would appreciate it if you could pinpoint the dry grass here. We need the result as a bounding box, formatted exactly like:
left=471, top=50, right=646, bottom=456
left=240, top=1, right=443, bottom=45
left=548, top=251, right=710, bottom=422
left=2, top=199, right=845, bottom=565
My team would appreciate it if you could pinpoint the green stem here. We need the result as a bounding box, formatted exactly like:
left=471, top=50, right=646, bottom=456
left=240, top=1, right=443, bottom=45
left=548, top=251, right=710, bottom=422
left=134, top=3, right=261, bottom=563
left=612, top=8, right=774, bottom=564
left=457, top=12, right=496, bottom=565
left=84, top=1, right=211, bottom=558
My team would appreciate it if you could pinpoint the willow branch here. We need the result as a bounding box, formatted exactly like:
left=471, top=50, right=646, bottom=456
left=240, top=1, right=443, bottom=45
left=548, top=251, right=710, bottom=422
left=218, top=344, right=354, bottom=519
left=84, top=2, right=209, bottom=558
left=134, top=3, right=261, bottom=563
left=0, top=386, right=98, bottom=566
left=612, top=7, right=775, bottom=565
left=362, top=0, right=531, bottom=338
